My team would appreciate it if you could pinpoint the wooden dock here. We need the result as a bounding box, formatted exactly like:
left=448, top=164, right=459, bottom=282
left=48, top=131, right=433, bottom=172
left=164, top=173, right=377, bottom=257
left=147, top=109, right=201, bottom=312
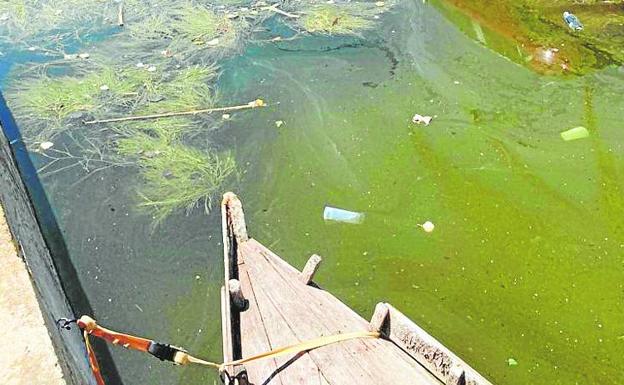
left=220, top=193, right=494, bottom=385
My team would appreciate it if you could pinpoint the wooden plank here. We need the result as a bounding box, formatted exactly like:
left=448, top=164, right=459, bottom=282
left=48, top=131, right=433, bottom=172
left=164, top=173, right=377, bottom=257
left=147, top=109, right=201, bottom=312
left=249, top=270, right=331, bottom=385
left=382, top=303, right=494, bottom=385
left=245, top=239, right=444, bottom=384
left=238, top=263, right=284, bottom=385
left=241, top=242, right=375, bottom=384
left=220, top=286, right=232, bottom=367
left=241, top=241, right=442, bottom=385
left=221, top=195, right=234, bottom=365
left=299, top=254, right=322, bottom=285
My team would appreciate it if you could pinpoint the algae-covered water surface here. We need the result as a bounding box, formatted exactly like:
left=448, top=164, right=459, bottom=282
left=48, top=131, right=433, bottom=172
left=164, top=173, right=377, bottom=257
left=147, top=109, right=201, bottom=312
left=1, top=0, right=623, bottom=384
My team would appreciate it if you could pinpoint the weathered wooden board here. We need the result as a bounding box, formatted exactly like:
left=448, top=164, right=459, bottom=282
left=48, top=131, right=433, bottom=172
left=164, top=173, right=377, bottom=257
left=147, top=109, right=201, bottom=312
left=241, top=240, right=444, bottom=385
left=371, top=303, right=494, bottom=385
left=237, top=262, right=284, bottom=385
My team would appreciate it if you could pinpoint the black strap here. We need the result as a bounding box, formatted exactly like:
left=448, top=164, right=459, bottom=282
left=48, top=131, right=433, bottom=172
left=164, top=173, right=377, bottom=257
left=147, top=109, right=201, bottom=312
left=147, top=341, right=184, bottom=362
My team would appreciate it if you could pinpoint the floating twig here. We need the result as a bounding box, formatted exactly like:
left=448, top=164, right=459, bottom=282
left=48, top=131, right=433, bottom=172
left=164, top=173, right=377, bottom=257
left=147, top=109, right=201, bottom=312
left=118, top=3, right=124, bottom=27
left=83, top=99, right=268, bottom=125
left=262, top=4, right=300, bottom=19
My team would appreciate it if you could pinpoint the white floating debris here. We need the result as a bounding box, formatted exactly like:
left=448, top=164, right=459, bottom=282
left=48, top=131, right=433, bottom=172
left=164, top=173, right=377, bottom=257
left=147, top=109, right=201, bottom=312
left=147, top=65, right=157, bottom=72
left=78, top=53, right=90, bottom=59
left=207, top=38, right=220, bottom=46
left=64, top=53, right=78, bottom=60
left=275, top=120, right=284, bottom=128
left=375, top=1, right=385, bottom=6
left=453, top=80, right=461, bottom=85
left=100, top=85, right=110, bottom=91
left=39, top=141, right=54, bottom=150
left=412, top=113, right=433, bottom=126
left=560, top=126, right=589, bottom=141
left=323, top=206, right=365, bottom=224
left=419, top=221, right=435, bottom=233
left=136, top=62, right=145, bottom=68
left=28, top=47, right=36, bottom=51
left=222, top=113, right=231, bottom=120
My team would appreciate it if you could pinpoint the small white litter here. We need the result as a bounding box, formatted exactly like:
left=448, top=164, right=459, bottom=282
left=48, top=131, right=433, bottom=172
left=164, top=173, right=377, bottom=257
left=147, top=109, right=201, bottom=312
left=412, top=114, right=433, bottom=126
left=39, top=141, right=54, bottom=150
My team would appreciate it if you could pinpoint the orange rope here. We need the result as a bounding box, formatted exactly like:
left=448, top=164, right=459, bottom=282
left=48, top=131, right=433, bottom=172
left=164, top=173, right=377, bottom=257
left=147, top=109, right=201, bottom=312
left=75, top=315, right=380, bottom=384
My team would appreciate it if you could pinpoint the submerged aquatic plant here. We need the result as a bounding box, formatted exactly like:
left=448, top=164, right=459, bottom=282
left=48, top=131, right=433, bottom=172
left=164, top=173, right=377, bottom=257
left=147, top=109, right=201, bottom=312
left=139, top=64, right=218, bottom=113
left=300, top=4, right=377, bottom=35
left=117, top=133, right=236, bottom=223
left=14, top=76, right=98, bottom=122
left=173, top=5, right=227, bottom=44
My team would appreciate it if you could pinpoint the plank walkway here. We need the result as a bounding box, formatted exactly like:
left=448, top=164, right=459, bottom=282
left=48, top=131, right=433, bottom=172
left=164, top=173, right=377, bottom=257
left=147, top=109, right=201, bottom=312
left=220, top=193, right=494, bottom=385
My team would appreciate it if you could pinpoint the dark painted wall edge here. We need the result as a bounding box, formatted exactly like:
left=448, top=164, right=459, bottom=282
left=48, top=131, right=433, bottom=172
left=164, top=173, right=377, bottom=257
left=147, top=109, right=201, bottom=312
left=0, top=90, right=122, bottom=385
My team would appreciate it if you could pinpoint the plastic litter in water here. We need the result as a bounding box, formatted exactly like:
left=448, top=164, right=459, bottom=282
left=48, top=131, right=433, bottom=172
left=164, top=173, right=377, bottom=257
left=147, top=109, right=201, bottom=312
left=507, top=358, right=518, bottom=366
left=412, top=114, right=433, bottom=126
left=560, top=126, right=589, bottom=141
left=323, top=206, right=365, bottom=224
left=275, top=120, right=284, bottom=128
left=563, top=11, right=583, bottom=31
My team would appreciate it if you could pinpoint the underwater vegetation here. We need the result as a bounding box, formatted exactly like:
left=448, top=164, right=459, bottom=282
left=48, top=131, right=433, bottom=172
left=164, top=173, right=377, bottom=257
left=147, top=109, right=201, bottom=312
left=117, top=131, right=235, bottom=223
left=300, top=2, right=390, bottom=35
left=3, top=0, right=395, bottom=223
left=432, top=0, right=624, bottom=74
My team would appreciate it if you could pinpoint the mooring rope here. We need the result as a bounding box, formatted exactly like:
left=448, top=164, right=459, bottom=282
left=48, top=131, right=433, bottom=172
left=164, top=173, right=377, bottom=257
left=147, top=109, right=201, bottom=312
left=60, top=315, right=380, bottom=384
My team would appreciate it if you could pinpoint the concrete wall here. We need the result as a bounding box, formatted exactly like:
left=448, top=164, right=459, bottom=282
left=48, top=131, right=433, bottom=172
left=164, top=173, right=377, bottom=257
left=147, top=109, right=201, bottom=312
left=0, top=93, right=120, bottom=385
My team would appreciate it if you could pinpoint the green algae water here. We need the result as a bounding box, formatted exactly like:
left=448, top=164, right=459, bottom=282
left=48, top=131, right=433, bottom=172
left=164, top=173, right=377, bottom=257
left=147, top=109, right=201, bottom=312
left=1, top=1, right=623, bottom=385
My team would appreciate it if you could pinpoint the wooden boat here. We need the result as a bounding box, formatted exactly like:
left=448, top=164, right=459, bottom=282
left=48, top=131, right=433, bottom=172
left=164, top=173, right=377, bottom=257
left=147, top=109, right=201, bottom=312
left=220, top=192, right=494, bottom=385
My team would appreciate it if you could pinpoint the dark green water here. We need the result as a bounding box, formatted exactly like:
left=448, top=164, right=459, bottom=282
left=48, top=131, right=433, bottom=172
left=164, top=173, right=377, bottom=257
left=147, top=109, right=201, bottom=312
left=2, top=1, right=623, bottom=385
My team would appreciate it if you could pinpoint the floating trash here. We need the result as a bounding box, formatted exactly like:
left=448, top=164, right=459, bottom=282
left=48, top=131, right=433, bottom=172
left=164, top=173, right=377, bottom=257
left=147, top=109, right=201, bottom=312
left=507, top=358, right=518, bottom=366
left=275, top=120, right=284, bottom=128
left=560, top=126, right=589, bottom=141
left=417, top=221, right=435, bottom=233
left=63, top=53, right=78, bottom=60
left=563, top=11, right=583, bottom=31
left=207, top=38, right=220, bottom=46
left=100, top=85, right=110, bottom=91
left=222, top=114, right=231, bottom=120
left=147, top=65, right=157, bottom=72
left=412, top=113, right=433, bottom=126
left=375, top=1, right=385, bottom=6
left=323, top=206, right=365, bottom=224
left=78, top=53, right=90, bottom=59
left=39, top=141, right=54, bottom=150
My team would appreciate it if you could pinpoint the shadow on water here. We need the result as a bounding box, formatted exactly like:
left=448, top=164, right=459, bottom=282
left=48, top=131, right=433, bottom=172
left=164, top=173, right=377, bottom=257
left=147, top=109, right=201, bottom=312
left=0, top=91, right=123, bottom=385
